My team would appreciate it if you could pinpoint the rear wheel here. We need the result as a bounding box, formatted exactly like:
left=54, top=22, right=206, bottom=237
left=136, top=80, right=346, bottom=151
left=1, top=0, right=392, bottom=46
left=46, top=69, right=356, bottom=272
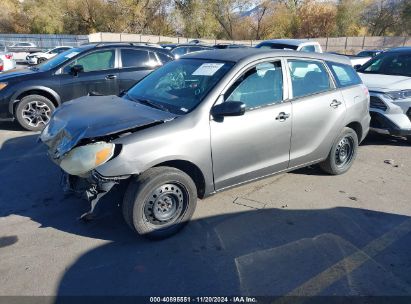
left=320, top=127, right=358, bottom=175
left=15, top=94, right=55, bottom=131
left=122, top=167, right=197, bottom=239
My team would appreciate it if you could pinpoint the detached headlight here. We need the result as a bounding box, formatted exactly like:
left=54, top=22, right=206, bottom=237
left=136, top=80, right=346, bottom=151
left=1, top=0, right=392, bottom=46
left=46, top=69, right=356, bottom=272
left=0, top=82, right=8, bottom=91
left=60, top=142, right=115, bottom=176
left=385, top=90, right=411, bottom=100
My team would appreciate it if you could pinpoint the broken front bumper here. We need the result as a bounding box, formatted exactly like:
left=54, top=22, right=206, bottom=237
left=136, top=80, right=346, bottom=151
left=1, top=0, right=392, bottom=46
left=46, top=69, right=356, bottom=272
left=61, top=170, right=129, bottom=220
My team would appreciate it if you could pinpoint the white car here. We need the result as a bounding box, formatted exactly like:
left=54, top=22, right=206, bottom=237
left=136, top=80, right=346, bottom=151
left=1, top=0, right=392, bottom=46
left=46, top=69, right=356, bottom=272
left=255, top=39, right=323, bottom=53
left=26, top=46, right=73, bottom=65
left=0, top=44, right=16, bottom=72
left=357, top=47, right=411, bottom=142
left=8, top=42, right=41, bottom=62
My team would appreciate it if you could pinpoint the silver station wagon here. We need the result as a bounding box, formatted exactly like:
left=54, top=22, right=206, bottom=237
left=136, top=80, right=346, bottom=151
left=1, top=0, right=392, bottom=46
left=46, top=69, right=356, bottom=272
left=41, top=49, right=371, bottom=239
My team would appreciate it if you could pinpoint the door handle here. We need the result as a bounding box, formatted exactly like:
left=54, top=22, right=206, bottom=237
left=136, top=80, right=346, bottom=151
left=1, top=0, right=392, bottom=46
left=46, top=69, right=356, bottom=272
left=105, top=74, right=117, bottom=80
left=330, top=100, right=342, bottom=108
left=275, top=112, right=290, bottom=121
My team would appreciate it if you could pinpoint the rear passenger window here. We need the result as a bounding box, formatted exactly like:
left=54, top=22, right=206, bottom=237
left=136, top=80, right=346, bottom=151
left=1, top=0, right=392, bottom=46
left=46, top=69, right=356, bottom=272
left=326, top=62, right=362, bottom=87
left=288, top=60, right=332, bottom=98
left=226, top=61, right=283, bottom=109
left=121, top=49, right=149, bottom=68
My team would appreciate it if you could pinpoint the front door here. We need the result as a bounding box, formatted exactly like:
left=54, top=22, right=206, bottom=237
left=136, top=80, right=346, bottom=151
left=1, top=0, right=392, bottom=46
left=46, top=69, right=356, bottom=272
left=210, top=60, right=292, bottom=190
left=57, top=49, right=119, bottom=102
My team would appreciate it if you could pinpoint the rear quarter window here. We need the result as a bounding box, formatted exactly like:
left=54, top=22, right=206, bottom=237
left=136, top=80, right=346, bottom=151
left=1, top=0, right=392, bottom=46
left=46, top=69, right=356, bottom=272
left=326, top=62, right=362, bottom=87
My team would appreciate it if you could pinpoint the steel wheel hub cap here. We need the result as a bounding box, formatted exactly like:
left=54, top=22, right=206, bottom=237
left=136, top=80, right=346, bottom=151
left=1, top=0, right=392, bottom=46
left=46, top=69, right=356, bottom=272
left=335, top=137, right=353, bottom=167
left=22, top=101, right=51, bottom=127
left=145, top=183, right=185, bottom=223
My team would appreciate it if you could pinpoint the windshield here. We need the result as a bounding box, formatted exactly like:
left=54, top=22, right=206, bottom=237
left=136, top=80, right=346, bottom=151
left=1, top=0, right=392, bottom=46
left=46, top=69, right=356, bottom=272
left=126, top=59, right=234, bottom=114
left=358, top=52, right=411, bottom=77
left=34, top=47, right=83, bottom=71
left=256, top=43, right=298, bottom=50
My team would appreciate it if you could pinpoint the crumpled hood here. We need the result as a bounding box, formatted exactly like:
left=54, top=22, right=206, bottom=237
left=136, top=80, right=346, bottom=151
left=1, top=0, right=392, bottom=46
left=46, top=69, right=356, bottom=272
left=40, top=95, right=178, bottom=159
left=358, top=73, right=411, bottom=92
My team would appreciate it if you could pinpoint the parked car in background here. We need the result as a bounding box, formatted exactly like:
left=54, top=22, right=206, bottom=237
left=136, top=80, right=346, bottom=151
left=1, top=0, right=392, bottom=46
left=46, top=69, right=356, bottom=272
left=357, top=50, right=384, bottom=58
left=26, top=46, right=73, bottom=65
left=0, top=42, right=173, bottom=131
left=8, top=42, right=43, bottom=62
left=357, top=47, right=411, bottom=142
left=166, top=44, right=214, bottom=59
left=349, top=55, right=372, bottom=68
left=0, top=44, right=16, bottom=72
left=8, top=42, right=39, bottom=51
left=256, top=39, right=323, bottom=53
left=213, top=44, right=248, bottom=49
left=40, top=49, right=370, bottom=239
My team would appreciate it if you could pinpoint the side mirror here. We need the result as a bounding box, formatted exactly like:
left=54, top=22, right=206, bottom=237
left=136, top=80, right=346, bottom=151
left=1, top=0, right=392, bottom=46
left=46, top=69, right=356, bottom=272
left=70, top=64, right=84, bottom=76
left=211, top=101, right=246, bottom=118
left=354, top=64, right=362, bottom=70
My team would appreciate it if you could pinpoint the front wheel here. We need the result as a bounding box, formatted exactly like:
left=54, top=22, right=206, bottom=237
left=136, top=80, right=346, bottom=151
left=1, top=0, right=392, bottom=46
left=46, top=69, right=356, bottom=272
left=320, top=127, right=358, bottom=175
left=122, top=167, right=197, bottom=239
left=15, top=95, right=55, bottom=131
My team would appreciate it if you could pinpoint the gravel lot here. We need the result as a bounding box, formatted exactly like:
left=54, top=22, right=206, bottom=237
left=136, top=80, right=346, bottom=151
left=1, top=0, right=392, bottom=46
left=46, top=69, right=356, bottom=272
left=0, top=122, right=410, bottom=298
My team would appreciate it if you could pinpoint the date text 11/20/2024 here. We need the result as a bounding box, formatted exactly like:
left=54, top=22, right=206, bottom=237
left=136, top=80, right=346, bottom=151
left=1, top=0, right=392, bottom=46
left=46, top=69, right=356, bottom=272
left=149, top=297, right=257, bottom=303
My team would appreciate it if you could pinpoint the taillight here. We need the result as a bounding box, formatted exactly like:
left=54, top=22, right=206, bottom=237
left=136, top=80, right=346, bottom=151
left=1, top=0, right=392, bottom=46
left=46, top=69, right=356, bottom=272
left=0, top=62, right=3, bottom=72
left=5, top=53, right=13, bottom=60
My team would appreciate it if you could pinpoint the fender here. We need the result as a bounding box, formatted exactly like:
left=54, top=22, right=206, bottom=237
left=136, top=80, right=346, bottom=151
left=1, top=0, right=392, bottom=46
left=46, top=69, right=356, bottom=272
left=9, top=86, right=61, bottom=115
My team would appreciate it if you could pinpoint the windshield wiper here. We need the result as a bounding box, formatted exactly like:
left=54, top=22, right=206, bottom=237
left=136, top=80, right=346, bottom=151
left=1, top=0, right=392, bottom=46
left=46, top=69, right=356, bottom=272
left=126, top=94, right=170, bottom=112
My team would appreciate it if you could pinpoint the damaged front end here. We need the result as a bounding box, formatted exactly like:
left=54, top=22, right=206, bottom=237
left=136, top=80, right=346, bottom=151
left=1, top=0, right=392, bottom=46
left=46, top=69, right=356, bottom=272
left=39, top=95, right=178, bottom=220
left=61, top=170, right=127, bottom=220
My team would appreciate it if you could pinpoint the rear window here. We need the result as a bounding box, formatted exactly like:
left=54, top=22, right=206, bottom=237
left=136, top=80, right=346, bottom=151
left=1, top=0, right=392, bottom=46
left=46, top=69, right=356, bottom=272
left=156, top=52, right=173, bottom=64
left=326, top=62, right=362, bottom=87
left=256, top=43, right=298, bottom=50
left=300, top=45, right=316, bottom=52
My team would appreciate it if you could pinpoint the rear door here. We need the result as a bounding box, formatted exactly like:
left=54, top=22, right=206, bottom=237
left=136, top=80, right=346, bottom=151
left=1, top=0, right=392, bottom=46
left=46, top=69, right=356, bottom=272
left=287, top=58, right=346, bottom=167
left=210, top=59, right=292, bottom=190
left=118, top=48, right=158, bottom=92
left=57, top=48, right=119, bottom=101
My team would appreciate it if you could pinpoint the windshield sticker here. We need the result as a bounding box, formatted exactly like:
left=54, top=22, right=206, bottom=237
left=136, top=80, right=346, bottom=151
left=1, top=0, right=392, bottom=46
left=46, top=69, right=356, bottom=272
left=65, top=52, right=79, bottom=59
left=192, top=63, right=224, bottom=76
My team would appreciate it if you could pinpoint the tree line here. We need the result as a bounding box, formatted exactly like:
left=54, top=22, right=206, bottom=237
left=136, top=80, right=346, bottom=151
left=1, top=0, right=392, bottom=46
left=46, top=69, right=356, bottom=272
left=1, top=0, right=410, bottom=40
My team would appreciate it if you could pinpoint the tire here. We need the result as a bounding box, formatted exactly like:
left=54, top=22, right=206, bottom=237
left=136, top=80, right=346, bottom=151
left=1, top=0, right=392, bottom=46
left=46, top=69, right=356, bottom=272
left=15, top=94, right=55, bottom=131
left=37, top=57, right=46, bottom=64
left=122, top=167, right=197, bottom=239
left=320, top=127, right=358, bottom=175
left=406, top=136, right=411, bottom=144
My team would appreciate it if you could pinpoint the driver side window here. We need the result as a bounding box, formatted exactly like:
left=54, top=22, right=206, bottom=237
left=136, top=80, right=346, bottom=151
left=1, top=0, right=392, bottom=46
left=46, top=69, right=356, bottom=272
left=225, top=61, right=283, bottom=109
left=63, top=50, right=115, bottom=73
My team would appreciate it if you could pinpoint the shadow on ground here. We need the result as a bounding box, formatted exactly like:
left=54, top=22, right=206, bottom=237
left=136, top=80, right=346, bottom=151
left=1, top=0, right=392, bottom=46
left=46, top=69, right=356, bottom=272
left=1, top=134, right=411, bottom=297
left=0, top=121, right=26, bottom=131
left=361, top=132, right=410, bottom=147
